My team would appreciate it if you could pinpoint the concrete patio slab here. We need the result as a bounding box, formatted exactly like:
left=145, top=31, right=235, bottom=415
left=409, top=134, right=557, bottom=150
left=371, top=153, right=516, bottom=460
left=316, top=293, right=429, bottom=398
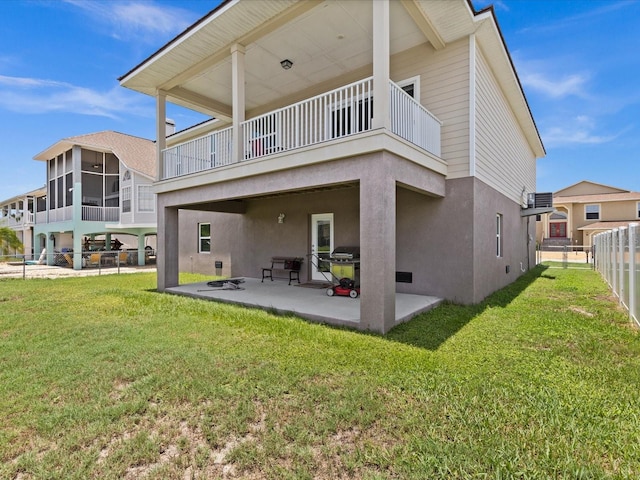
left=166, top=277, right=442, bottom=330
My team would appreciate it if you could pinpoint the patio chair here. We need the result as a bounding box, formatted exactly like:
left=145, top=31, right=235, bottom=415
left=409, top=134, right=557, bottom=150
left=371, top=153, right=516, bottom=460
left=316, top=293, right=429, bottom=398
left=88, top=253, right=101, bottom=267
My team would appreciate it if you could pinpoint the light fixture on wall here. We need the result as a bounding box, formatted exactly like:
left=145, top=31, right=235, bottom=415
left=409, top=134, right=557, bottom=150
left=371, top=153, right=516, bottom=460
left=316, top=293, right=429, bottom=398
left=280, top=59, right=293, bottom=70
left=49, top=233, right=55, bottom=241
left=278, top=213, right=286, bottom=224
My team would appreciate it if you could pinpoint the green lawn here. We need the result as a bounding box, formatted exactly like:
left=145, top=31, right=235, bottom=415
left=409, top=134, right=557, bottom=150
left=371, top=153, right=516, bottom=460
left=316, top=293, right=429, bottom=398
left=0, top=266, right=638, bottom=479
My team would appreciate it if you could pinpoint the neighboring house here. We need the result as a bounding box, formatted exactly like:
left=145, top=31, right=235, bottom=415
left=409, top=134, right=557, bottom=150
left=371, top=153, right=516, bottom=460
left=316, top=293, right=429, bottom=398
left=537, top=180, right=640, bottom=249
left=119, top=0, right=545, bottom=333
left=0, top=186, right=47, bottom=257
left=31, top=131, right=158, bottom=269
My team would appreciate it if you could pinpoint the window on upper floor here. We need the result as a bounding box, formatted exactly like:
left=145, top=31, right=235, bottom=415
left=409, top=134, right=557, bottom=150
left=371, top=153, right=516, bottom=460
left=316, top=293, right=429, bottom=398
left=48, top=151, right=73, bottom=210
left=637, top=201, right=640, bottom=219
left=137, top=185, right=155, bottom=212
left=585, top=204, right=600, bottom=220
left=122, top=187, right=131, bottom=213
left=397, top=75, right=421, bottom=100
left=199, top=223, right=211, bottom=253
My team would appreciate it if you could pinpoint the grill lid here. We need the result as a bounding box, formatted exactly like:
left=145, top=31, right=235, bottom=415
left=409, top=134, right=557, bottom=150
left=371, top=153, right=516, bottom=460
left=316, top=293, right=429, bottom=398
left=331, top=246, right=360, bottom=259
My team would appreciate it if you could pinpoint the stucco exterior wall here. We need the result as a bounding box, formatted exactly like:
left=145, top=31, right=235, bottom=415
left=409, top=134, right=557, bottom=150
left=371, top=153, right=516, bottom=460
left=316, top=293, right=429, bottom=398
left=472, top=178, right=534, bottom=302
left=175, top=175, right=532, bottom=306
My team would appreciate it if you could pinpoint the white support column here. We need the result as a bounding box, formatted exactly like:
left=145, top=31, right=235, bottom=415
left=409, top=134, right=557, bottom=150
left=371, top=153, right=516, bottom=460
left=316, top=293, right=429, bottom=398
left=231, top=44, right=246, bottom=163
left=372, top=0, right=390, bottom=131
left=156, top=91, right=167, bottom=181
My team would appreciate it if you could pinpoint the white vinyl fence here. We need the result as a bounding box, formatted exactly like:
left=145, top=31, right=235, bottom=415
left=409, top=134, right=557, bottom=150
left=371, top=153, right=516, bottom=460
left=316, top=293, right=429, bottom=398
left=593, top=223, right=639, bottom=326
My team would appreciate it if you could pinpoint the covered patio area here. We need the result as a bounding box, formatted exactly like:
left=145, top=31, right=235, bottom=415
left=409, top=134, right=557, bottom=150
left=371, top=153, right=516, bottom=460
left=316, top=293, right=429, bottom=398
left=166, top=278, right=442, bottom=330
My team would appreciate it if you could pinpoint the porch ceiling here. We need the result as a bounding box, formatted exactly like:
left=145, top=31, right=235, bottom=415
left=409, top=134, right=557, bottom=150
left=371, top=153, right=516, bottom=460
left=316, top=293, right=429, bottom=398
left=178, top=181, right=359, bottom=212
left=119, top=0, right=474, bottom=117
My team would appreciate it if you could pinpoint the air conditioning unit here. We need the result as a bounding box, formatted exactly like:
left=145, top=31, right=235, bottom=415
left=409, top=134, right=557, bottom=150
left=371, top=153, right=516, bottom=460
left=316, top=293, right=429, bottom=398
left=527, top=192, right=553, bottom=209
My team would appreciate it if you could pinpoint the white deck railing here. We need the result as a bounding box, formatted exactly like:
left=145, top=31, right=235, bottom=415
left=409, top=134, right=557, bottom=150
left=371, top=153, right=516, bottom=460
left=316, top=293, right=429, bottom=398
left=243, top=77, right=374, bottom=161
left=389, top=80, right=442, bottom=157
left=81, top=206, right=120, bottom=222
left=0, top=211, right=35, bottom=228
left=161, top=77, right=442, bottom=180
left=162, top=127, right=233, bottom=179
left=47, top=206, right=73, bottom=223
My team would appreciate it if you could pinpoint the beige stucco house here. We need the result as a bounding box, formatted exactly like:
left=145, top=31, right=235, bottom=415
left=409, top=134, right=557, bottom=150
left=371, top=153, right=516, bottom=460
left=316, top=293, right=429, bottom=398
left=537, top=180, right=640, bottom=250
left=119, top=0, right=545, bottom=333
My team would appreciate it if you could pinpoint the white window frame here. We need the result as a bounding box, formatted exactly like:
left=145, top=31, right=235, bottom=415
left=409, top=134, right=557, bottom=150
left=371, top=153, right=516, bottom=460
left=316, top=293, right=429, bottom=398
left=137, top=185, right=155, bottom=213
left=496, top=213, right=503, bottom=258
left=636, top=201, right=640, bottom=219
left=585, top=204, right=600, bottom=221
left=121, top=186, right=131, bottom=213
left=198, top=223, right=211, bottom=254
left=397, top=75, right=421, bottom=100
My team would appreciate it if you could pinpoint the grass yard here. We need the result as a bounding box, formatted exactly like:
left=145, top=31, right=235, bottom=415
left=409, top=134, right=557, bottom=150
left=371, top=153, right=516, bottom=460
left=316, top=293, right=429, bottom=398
left=1, top=266, right=639, bottom=479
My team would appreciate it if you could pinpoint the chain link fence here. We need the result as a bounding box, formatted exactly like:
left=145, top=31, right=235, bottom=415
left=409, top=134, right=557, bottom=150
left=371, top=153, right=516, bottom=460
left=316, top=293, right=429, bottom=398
left=536, top=244, right=593, bottom=268
left=593, top=223, right=639, bottom=326
left=0, top=250, right=156, bottom=279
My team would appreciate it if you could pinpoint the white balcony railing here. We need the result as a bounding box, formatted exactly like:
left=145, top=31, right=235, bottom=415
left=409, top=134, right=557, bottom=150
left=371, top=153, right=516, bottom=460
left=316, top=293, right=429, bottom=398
left=0, top=211, right=34, bottom=228
left=162, top=127, right=233, bottom=179
left=47, top=206, right=73, bottom=223
left=243, top=77, right=374, bottom=161
left=160, top=77, right=442, bottom=180
left=389, top=80, right=442, bottom=157
left=35, top=211, right=47, bottom=224
left=82, top=206, right=120, bottom=222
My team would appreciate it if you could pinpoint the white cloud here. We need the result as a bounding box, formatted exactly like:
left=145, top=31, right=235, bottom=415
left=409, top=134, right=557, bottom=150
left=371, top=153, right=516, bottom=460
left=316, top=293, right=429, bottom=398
left=0, top=74, right=152, bottom=119
left=519, top=70, right=588, bottom=99
left=541, top=116, right=621, bottom=148
left=62, top=0, right=199, bottom=43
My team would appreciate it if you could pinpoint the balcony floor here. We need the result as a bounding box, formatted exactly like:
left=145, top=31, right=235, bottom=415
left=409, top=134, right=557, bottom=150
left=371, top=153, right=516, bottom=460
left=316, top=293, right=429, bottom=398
left=165, top=277, right=442, bottom=329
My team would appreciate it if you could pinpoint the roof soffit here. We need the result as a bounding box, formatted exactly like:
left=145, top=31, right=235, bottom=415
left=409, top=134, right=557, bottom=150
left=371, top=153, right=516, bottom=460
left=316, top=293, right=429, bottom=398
left=120, top=0, right=542, bottom=156
left=121, top=0, right=462, bottom=117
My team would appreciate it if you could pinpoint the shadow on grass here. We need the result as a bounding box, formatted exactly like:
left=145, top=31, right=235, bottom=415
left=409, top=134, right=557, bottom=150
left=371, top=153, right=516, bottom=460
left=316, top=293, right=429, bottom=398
left=384, top=264, right=549, bottom=351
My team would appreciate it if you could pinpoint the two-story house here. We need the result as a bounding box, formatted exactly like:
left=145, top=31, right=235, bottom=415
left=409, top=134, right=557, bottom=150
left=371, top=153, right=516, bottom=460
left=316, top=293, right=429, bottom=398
left=32, top=131, right=158, bottom=269
left=0, top=186, right=47, bottom=258
left=537, top=180, right=640, bottom=250
left=119, top=0, right=545, bottom=333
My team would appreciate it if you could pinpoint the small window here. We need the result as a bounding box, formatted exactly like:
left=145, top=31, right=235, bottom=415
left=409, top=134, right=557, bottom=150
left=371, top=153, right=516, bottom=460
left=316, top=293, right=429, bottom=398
left=496, top=213, right=503, bottom=258
left=199, top=223, right=211, bottom=253
left=122, top=186, right=131, bottom=213
left=585, top=204, right=600, bottom=220
left=397, top=75, right=420, bottom=100
left=637, top=201, right=640, bottom=219
left=137, top=185, right=155, bottom=212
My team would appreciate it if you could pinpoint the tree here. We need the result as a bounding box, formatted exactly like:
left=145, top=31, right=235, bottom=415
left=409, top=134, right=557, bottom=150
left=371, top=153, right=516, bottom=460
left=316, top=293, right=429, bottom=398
left=0, top=227, right=24, bottom=257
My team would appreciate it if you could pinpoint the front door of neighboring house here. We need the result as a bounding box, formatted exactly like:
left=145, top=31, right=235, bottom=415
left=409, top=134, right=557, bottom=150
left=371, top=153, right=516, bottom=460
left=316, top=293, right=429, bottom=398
left=310, top=213, right=334, bottom=281
left=550, top=222, right=567, bottom=237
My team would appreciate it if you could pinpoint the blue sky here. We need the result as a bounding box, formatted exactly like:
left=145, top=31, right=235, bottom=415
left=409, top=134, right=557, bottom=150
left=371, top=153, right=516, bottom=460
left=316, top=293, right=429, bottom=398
left=1, top=0, right=638, bottom=201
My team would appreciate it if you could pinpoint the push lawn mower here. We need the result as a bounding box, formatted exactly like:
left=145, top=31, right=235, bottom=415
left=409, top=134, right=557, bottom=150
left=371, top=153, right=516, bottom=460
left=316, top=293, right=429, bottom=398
left=308, top=249, right=361, bottom=299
